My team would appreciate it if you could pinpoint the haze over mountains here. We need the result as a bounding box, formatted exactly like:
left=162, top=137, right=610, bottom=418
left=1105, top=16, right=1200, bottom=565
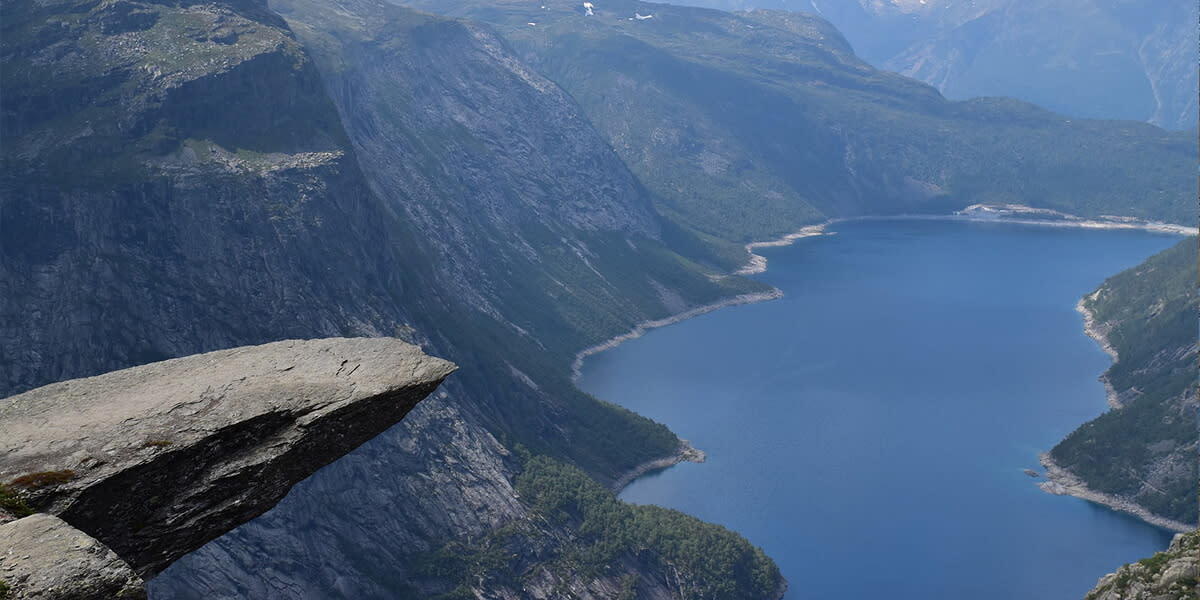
left=0, top=0, right=1194, bottom=596
left=676, top=0, right=1200, bottom=130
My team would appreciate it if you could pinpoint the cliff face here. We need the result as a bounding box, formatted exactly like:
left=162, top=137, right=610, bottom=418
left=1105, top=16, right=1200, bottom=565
left=0, top=338, right=454, bottom=597
left=402, top=0, right=1196, bottom=244
left=3, top=0, right=780, bottom=596
left=1, top=0, right=430, bottom=395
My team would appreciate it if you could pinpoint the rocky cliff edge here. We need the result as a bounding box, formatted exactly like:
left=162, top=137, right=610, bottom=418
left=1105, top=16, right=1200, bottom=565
left=0, top=337, right=454, bottom=597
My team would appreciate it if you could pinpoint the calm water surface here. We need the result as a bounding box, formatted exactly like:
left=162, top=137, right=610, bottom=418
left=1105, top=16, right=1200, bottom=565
left=577, top=220, right=1179, bottom=600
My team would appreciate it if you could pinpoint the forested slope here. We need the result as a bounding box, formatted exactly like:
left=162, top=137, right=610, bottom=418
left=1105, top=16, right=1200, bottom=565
left=1051, top=238, right=1198, bottom=525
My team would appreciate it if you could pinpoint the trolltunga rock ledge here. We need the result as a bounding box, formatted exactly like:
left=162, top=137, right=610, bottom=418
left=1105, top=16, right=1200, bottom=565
left=0, top=337, right=454, bottom=586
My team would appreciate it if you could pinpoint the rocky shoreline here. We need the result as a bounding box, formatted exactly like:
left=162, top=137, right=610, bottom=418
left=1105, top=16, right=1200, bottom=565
left=609, top=439, right=707, bottom=493
left=582, top=207, right=1194, bottom=502
left=1034, top=282, right=1190, bottom=533
left=1076, top=294, right=1124, bottom=409
left=952, top=204, right=1198, bottom=235
left=736, top=223, right=831, bottom=275
left=736, top=205, right=1195, bottom=279
left=1038, top=453, right=1192, bottom=533
left=570, top=289, right=783, bottom=382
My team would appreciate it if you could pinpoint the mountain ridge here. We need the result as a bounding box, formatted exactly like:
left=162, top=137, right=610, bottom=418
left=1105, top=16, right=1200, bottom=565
left=2, top=0, right=1194, bottom=596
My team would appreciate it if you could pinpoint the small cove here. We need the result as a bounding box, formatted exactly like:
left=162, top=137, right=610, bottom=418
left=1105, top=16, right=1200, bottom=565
left=577, top=219, right=1180, bottom=599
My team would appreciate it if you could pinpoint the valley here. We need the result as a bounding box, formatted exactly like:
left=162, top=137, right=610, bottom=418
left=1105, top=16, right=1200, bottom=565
left=0, top=0, right=1194, bottom=597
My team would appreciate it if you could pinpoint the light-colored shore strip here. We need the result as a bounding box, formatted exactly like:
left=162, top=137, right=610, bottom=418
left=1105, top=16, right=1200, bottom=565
left=1038, top=453, right=1193, bottom=533
left=1076, top=295, right=1123, bottom=409
left=586, top=204, right=1194, bottom=493
left=736, top=223, right=832, bottom=275
left=609, top=439, right=706, bottom=493
left=570, top=289, right=783, bottom=383
left=737, top=206, right=1195, bottom=278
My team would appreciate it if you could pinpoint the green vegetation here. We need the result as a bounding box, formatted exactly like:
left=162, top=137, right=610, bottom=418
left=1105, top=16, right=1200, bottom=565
left=273, top=0, right=772, bottom=484
left=1051, top=238, right=1198, bottom=524
left=408, top=0, right=1196, bottom=243
left=0, top=484, right=33, bottom=518
left=0, top=579, right=10, bottom=600
left=413, top=454, right=783, bottom=598
left=1085, top=531, right=1199, bottom=600
left=516, top=455, right=782, bottom=599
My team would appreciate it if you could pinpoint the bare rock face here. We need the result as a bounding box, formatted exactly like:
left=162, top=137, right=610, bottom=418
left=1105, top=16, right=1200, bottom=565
left=0, top=514, right=145, bottom=600
left=1084, top=531, right=1199, bottom=600
left=0, top=338, right=455, bottom=580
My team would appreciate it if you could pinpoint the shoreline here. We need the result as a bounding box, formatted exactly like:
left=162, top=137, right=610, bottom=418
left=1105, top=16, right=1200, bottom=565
left=608, top=438, right=706, bottom=493
left=1038, top=453, right=1192, bottom=533
left=1039, top=284, right=1182, bottom=532
left=570, top=289, right=783, bottom=383
left=737, top=206, right=1193, bottom=278
left=1075, top=294, right=1123, bottom=409
left=584, top=204, right=1194, bottom=494
left=950, top=203, right=1197, bottom=235
left=735, top=223, right=832, bottom=275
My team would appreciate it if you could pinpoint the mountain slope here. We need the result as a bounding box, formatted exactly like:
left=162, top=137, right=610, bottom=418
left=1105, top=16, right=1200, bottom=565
left=1, top=0, right=425, bottom=393
left=877, top=0, right=1199, bottom=130
left=667, top=0, right=1199, bottom=130
left=4, top=0, right=1193, bottom=596
left=398, top=0, right=1196, bottom=244
left=1047, top=237, right=1199, bottom=526
left=2, top=0, right=783, bottom=596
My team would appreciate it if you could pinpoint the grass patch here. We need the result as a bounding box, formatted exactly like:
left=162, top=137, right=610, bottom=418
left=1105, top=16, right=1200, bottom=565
left=10, top=470, right=75, bottom=491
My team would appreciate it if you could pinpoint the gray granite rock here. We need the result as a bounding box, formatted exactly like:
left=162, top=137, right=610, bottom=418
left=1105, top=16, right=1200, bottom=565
left=1085, top=531, right=1199, bottom=600
left=0, top=337, right=454, bottom=577
left=0, top=513, right=145, bottom=599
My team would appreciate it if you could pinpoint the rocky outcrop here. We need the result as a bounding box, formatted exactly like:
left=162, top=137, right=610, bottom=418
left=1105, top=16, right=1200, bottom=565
left=0, top=514, right=146, bottom=600
left=0, top=337, right=454, bottom=590
left=1085, top=531, right=1199, bottom=600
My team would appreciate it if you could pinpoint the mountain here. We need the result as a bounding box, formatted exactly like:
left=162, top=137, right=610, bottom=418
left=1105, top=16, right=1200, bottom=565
left=398, top=0, right=1196, bottom=245
left=2, top=0, right=1195, bottom=596
left=668, top=0, right=1200, bottom=130
left=2, top=0, right=782, bottom=596
left=1046, top=237, right=1198, bottom=527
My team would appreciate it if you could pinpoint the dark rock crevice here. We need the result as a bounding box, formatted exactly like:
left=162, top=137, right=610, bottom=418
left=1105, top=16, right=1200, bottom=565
left=0, top=337, right=454, bottom=595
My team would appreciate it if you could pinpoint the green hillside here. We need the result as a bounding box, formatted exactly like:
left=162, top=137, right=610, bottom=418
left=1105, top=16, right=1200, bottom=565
left=1051, top=238, right=1198, bottom=525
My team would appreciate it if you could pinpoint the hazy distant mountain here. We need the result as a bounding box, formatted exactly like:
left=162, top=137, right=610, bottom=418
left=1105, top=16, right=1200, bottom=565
left=404, top=0, right=1195, bottom=244
left=673, top=0, right=1199, bottom=130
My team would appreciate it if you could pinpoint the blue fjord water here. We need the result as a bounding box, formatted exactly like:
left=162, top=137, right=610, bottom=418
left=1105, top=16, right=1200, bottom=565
left=577, top=219, right=1180, bottom=600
